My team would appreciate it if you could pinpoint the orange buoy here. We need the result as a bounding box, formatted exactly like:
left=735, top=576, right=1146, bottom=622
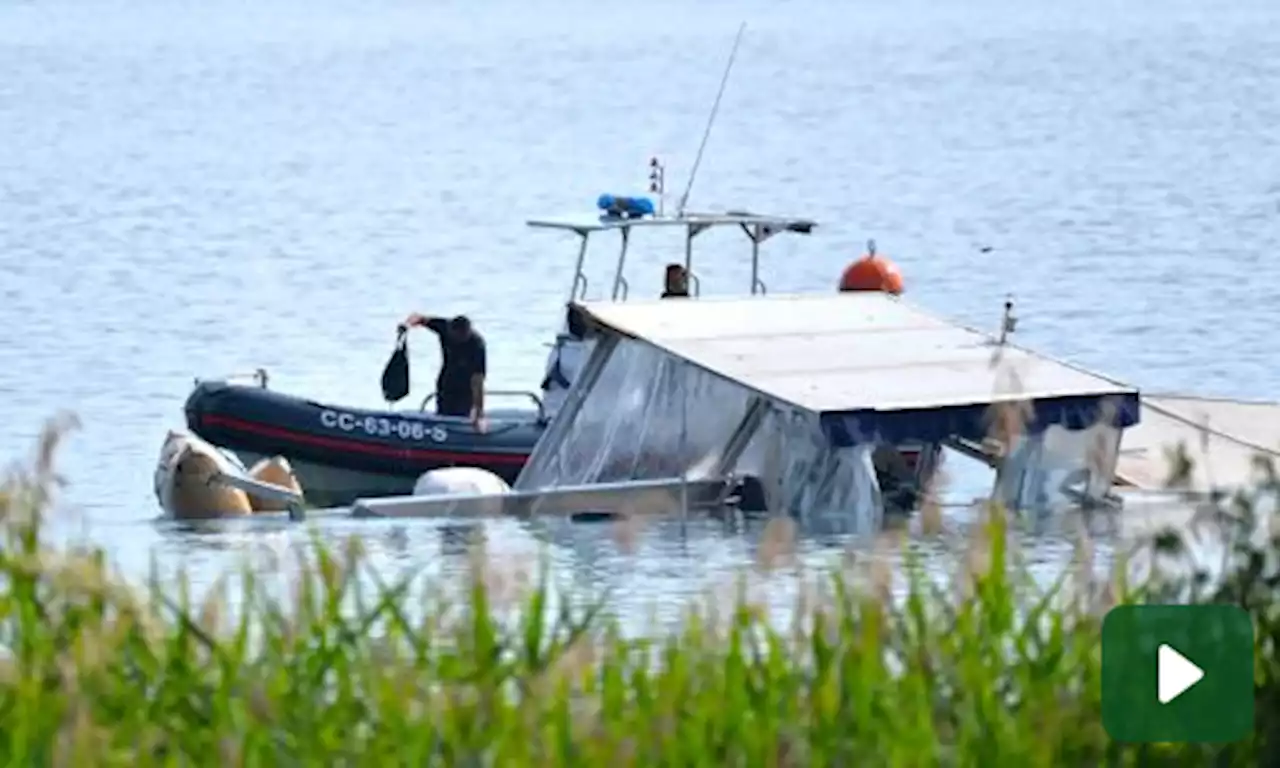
left=838, top=239, right=904, bottom=295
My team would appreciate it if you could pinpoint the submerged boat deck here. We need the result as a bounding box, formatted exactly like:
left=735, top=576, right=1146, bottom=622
left=580, top=293, right=1280, bottom=498
left=1115, top=394, right=1280, bottom=494
left=579, top=292, right=1141, bottom=448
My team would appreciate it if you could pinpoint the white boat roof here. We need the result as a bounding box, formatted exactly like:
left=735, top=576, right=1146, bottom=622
left=526, top=210, right=817, bottom=235
left=576, top=292, right=1141, bottom=445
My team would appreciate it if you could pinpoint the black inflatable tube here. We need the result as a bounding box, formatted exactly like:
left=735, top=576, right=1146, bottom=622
left=184, top=381, right=545, bottom=484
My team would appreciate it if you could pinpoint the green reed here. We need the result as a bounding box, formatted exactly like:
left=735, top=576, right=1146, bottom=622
left=3, top=415, right=1280, bottom=765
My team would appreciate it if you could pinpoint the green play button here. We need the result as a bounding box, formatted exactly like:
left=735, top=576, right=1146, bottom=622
left=1102, top=604, right=1254, bottom=743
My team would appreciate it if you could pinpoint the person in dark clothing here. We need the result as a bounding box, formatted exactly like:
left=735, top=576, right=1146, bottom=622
left=399, top=312, right=486, bottom=427
left=661, top=263, right=690, bottom=298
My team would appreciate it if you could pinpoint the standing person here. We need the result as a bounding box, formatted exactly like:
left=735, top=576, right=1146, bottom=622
left=399, top=313, right=486, bottom=428
left=661, top=263, right=690, bottom=298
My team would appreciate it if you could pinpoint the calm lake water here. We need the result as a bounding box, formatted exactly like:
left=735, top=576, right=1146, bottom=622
left=2, top=0, right=1278, bottom=626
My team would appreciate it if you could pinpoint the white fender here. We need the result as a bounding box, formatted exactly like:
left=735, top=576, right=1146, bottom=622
left=413, top=466, right=511, bottom=496
left=154, top=429, right=254, bottom=519
left=412, top=467, right=510, bottom=516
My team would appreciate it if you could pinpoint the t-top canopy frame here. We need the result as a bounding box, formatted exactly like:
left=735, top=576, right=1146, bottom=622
left=525, top=209, right=817, bottom=303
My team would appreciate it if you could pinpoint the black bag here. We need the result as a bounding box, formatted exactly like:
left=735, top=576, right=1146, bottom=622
left=380, top=327, right=411, bottom=403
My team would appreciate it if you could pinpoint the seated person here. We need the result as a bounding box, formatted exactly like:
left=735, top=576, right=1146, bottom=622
left=661, top=263, right=690, bottom=298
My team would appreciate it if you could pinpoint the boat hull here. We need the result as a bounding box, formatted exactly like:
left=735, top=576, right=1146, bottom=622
left=184, top=380, right=545, bottom=506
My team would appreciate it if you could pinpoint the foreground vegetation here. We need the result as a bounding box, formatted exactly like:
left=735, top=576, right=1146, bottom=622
left=4, top=416, right=1280, bottom=764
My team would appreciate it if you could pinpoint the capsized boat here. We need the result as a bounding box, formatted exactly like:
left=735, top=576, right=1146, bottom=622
left=343, top=291, right=1143, bottom=530
left=525, top=178, right=943, bottom=507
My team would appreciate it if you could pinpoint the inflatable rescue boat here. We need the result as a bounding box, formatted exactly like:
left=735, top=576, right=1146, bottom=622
left=184, top=379, right=547, bottom=507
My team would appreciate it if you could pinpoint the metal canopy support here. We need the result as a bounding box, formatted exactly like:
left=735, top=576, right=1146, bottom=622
left=569, top=231, right=590, bottom=302
left=704, top=396, right=771, bottom=504
left=739, top=222, right=786, bottom=295
left=513, top=332, right=621, bottom=489
left=530, top=210, right=815, bottom=303
left=610, top=227, right=631, bottom=300
left=684, top=221, right=713, bottom=297
left=750, top=225, right=764, bottom=295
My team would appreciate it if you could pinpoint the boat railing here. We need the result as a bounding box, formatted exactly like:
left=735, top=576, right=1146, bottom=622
left=418, top=389, right=546, bottom=421
left=195, top=367, right=270, bottom=390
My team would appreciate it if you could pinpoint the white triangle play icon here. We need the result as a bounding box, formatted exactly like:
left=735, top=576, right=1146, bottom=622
left=1158, top=644, right=1204, bottom=704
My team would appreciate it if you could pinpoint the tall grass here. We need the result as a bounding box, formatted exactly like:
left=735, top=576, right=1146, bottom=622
left=3, top=414, right=1280, bottom=765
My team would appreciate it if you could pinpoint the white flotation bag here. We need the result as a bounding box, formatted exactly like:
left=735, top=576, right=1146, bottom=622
left=413, top=466, right=512, bottom=497
left=245, top=456, right=304, bottom=513
left=154, top=429, right=254, bottom=519
left=412, top=467, right=511, bottom=516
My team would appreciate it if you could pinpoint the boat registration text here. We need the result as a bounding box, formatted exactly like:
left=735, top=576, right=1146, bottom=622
left=320, top=410, right=449, bottom=442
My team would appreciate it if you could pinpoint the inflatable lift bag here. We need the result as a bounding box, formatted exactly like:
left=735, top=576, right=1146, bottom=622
left=381, top=328, right=411, bottom=403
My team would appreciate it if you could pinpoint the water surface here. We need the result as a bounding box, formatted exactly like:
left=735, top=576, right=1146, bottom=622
left=2, top=0, right=1278, bottom=625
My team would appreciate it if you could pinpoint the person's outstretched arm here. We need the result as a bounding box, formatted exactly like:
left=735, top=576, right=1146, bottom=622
left=401, top=313, right=448, bottom=334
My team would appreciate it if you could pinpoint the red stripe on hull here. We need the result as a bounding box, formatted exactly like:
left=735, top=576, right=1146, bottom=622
left=198, top=414, right=531, bottom=466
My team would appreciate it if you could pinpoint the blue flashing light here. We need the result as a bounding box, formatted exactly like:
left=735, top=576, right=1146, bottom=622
left=597, top=194, right=656, bottom=220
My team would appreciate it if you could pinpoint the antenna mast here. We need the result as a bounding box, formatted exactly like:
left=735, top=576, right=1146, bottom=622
left=676, top=21, right=747, bottom=217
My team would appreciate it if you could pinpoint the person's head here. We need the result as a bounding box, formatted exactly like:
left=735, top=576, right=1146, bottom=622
left=664, top=263, right=688, bottom=295
left=447, top=315, right=473, bottom=342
